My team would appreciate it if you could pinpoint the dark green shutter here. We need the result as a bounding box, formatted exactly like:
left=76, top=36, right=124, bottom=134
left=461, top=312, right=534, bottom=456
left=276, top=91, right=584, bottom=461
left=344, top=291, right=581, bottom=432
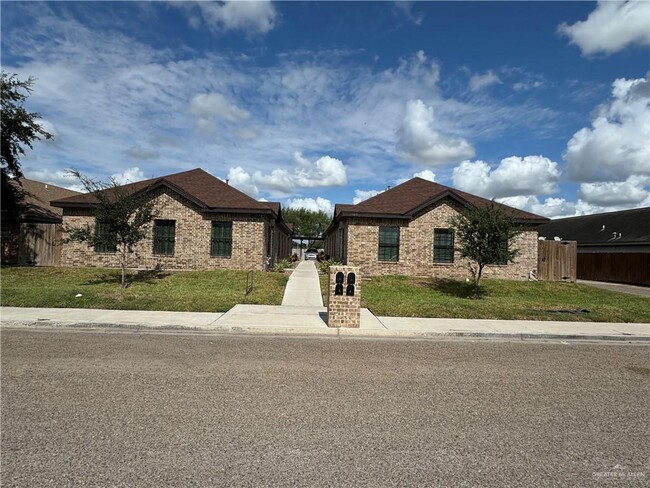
left=433, top=228, right=454, bottom=263
left=153, top=220, right=175, bottom=255
left=378, top=227, right=399, bottom=262
left=94, top=220, right=117, bottom=253
left=211, top=221, right=232, bottom=257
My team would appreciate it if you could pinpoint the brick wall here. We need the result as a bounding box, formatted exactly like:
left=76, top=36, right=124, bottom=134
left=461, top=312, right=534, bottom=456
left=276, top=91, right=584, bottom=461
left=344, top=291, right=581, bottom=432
left=327, top=266, right=361, bottom=328
left=59, top=188, right=274, bottom=271
left=344, top=200, right=539, bottom=280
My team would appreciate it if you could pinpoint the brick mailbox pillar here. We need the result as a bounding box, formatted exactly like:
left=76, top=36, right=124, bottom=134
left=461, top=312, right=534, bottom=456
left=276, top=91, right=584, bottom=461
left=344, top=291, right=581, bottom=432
left=327, top=266, right=361, bottom=328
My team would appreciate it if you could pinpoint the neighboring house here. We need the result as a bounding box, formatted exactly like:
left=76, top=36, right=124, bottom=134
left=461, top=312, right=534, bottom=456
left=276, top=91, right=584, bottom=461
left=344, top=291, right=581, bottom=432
left=323, top=177, right=548, bottom=280
left=539, top=207, right=650, bottom=286
left=51, top=168, right=293, bottom=271
left=1, top=178, right=80, bottom=266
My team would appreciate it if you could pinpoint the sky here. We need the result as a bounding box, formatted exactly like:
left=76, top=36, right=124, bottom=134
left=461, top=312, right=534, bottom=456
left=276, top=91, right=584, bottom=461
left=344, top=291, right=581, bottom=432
left=2, top=0, right=649, bottom=218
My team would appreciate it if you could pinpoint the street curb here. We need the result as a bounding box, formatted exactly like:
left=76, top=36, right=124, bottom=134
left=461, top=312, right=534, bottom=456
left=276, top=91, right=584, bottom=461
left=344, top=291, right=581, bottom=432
left=2, top=320, right=649, bottom=342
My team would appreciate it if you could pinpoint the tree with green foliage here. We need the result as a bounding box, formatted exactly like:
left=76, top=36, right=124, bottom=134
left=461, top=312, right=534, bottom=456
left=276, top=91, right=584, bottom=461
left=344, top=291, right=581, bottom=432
left=64, top=170, right=156, bottom=288
left=450, top=202, right=523, bottom=293
left=1, top=72, right=52, bottom=217
left=282, top=207, right=330, bottom=236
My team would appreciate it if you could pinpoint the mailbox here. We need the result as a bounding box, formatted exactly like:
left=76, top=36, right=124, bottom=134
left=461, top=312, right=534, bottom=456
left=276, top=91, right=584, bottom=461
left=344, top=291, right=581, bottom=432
left=346, top=284, right=355, bottom=296
left=335, top=283, right=344, bottom=296
left=347, top=272, right=356, bottom=285
left=336, top=272, right=344, bottom=284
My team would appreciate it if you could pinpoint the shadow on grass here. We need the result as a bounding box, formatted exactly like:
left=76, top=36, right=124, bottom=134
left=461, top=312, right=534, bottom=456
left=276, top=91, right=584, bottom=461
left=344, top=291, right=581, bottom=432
left=418, top=278, right=484, bottom=299
left=83, top=265, right=170, bottom=288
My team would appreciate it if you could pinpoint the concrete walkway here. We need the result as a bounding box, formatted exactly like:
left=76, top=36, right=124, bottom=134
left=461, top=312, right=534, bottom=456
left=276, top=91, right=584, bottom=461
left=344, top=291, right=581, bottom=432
left=577, top=279, right=650, bottom=298
left=2, top=306, right=649, bottom=342
left=282, top=260, right=323, bottom=307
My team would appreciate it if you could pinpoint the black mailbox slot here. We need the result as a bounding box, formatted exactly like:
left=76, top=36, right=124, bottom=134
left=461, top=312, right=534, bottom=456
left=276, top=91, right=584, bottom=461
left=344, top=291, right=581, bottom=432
left=335, top=284, right=344, bottom=296
left=347, top=272, right=356, bottom=285
left=335, top=272, right=344, bottom=284
left=346, top=284, right=355, bottom=296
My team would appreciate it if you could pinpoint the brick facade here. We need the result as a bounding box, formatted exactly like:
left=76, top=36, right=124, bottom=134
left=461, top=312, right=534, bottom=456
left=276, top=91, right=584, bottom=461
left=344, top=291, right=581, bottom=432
left=327, top=266, right=361, bottom=328
left=60, top=188, right=292, bottom=271
left=326, top=199, right=539, bottom=280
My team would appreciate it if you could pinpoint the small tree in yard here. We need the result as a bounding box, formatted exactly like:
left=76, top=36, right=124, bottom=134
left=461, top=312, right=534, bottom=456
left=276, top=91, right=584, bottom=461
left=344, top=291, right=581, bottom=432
left=450, top=202, right=523, bottom=294
left=64, top=170, right=155, bottom=288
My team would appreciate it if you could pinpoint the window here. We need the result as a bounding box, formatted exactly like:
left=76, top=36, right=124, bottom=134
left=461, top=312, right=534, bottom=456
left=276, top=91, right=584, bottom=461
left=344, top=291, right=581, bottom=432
left=153, top=220, right=175, bottom=255
left=433, top=228, right=454, bottom=263
left=378, top=226, right=399, bottom=262
left=211, top=221, right=232, bottom=257
left=94, top=220, right=116, bottom=253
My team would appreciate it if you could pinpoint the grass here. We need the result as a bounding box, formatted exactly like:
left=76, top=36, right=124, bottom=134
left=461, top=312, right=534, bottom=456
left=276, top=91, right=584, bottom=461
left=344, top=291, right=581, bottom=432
left=360, top=276, right=650, bottom=323
left=0, top=266, right=288, bottom=312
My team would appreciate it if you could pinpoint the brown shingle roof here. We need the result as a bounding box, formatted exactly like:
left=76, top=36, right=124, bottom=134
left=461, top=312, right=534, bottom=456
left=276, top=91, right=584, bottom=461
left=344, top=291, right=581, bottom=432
left=333, top=177, right=548, bottom=224
left=8, top=177, right=80, bottom=223
left=51, top=168, right=278, bottom=217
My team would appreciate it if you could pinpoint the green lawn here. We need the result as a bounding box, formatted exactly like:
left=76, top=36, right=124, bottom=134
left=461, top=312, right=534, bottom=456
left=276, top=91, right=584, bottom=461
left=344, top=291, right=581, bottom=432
left=359, top=276, right=650, bottom=323
left=0, top=266, right=288, bottom=312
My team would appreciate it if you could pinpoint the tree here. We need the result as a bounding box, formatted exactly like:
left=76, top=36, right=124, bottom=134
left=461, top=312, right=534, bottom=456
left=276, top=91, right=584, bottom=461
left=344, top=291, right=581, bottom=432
left=1, top=72, right=52, bottom=216
left=282, top=207, right=330, bottom=237
left=64, top=170, right=156, bottom=288
left=450, top=202, right=523, bottom=293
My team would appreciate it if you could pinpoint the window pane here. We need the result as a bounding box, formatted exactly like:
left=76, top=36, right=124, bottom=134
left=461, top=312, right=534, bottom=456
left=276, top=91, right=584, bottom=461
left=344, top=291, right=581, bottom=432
left=94, top=220, right=116, bottom=253
left=211, top=221, right=232, bottom=257
left=434, top=228, right=454, bottom=263
left=378, top=226, right=399, bottom=262
left=153, top=220, right=175, bottom=255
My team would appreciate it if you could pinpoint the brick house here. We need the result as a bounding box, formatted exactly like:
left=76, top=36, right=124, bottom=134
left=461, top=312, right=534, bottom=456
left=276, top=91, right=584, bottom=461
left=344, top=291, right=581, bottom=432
left=2, top=178, right=80, bottom=266
left=323, top=177, right=549, bottom=280
left=51, top=168, right=293, bottom=271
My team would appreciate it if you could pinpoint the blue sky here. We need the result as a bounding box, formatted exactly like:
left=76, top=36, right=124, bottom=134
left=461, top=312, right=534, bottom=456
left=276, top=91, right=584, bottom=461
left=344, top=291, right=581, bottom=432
left=3, top=1, right=649, bottom=218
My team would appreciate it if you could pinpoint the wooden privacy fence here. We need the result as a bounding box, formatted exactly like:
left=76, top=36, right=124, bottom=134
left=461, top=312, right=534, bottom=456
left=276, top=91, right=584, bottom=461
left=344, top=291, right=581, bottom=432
left=537, top=240, right=577, bottom=282
left=577, top=252, right=650, bottom=286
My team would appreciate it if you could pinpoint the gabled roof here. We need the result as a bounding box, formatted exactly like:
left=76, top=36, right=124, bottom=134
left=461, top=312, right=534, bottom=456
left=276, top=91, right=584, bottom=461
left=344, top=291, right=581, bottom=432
left=7, top=177, right=80, bottom=223
left=51, top=168, right=280, bottom=218
left=332, top=177, right=548, bottom=224
left=539, top=207, right=650, bottom=246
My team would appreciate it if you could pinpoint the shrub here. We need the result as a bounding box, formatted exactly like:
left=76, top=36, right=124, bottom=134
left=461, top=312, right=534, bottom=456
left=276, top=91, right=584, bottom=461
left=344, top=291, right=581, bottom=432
left=271, top=258, right=293, bottom=273
left=319, top=258, right=341, bottom=274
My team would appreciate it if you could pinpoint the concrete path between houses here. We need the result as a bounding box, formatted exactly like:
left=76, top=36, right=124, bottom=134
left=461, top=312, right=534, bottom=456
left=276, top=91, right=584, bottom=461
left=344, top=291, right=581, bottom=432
left=2, top=306, right=649, bottom=342
left=281, top=260, right=323, bottom=307
left=576, top=279, right=650, bottom=298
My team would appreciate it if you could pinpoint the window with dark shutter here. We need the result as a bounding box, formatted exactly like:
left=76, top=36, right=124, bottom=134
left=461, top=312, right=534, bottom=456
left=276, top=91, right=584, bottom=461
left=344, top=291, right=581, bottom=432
left=211, top=221, right=232, bottom=257
left=433, top=228, right=454, bottom=263
left=378, top=226, right=399, bottom=262
left=94, top=220, right=117, bottom=253
left=153, top=220, right=175, bottom=255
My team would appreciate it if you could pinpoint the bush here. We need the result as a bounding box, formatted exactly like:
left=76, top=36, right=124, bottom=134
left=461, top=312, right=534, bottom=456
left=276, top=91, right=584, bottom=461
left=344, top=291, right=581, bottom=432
left=291, top=253, right=299, bottom=262
left=271, top=258, right=293, bottom=272
left=319, top=258, right=341, bottom=274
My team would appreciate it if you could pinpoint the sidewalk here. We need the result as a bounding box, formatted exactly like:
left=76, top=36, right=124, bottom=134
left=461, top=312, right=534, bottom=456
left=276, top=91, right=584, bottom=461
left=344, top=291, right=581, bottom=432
left=282, top=260, right=323, bottom=307
left=2, top=306, right=649, bottom=342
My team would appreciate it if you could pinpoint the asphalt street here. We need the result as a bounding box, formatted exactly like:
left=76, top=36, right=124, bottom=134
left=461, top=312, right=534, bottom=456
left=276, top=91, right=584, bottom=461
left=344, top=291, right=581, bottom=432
left=1, top=329, right=648, bottom=487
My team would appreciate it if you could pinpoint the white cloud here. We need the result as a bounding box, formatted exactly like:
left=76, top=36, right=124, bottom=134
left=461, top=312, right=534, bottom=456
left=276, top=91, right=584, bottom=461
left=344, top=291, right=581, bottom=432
left=227, top=166, right=260, bottom=197
left=352, top=189, right=383, bottom=204
left=394, top=1, right=424, bottom=26
left=496, top=195, right=577, bottom=219
left=512, top=80, right=544, bottom=91
left=578, top=175, right=650, bottom=206
left=395, top=169, right=436, bottom=186
left=469, top=70, right=501, bottom=91
left=452, top=156, right=560, bottom=199
left=228, top=153, right=347, bottom=197
left=412, top=169, right=436, bottom=182
left=24, top=168, right=84, bottom=192
left=111, top=167, right=145, bottom=185
left=396, top=99, right=475, bottom=166
left=558, top=1, right=650, bottom=56
left=285, top=197, right=334, bottom=215
left=171, top=0, right=278, bottom=35
left=34, top=118, right=57, bottom=140
left=189, top=92, right=250, bottom=123
left=565, top=76, right=650, bottom=182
